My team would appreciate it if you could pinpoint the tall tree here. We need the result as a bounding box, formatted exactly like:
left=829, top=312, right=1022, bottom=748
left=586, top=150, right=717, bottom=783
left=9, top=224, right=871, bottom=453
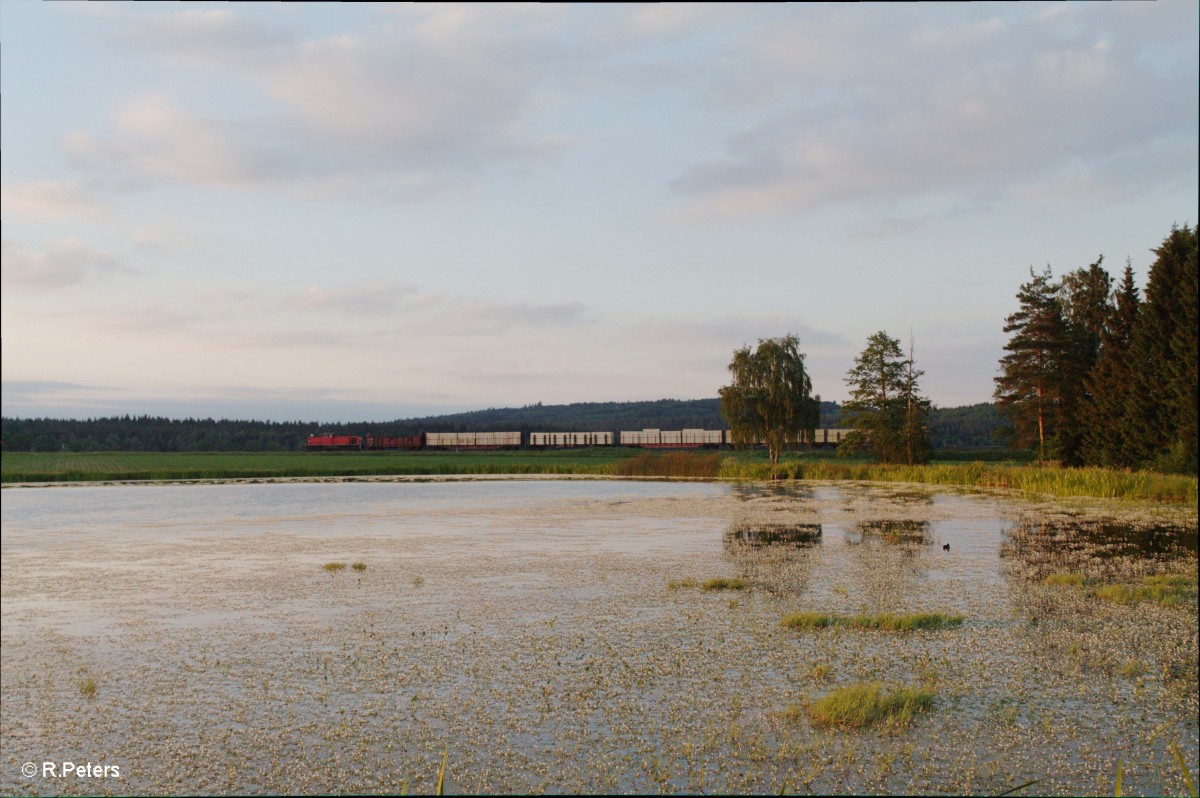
left=719, top=334, right=820, bottom=464
left=994, top=267, right=1069, bottom=459
left=841, top=331, right=908, bottom=463
left=901, top=335, right=933, bottom=465
left=1056, top=257, right=1113, bottom=465
left=1082, top=261, right=1140, bottom=467
left=1127, top=224, right=1198, bottom=472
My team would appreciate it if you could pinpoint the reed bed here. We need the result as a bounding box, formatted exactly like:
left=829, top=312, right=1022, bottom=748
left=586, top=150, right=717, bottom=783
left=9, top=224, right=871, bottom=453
left=612, top=452, right=721, bottom=478
left=801, top=683, right=935, bottom=728
left=717, top=459, right=1198, bottom=502
left=781, top=612, right=964, bottom=631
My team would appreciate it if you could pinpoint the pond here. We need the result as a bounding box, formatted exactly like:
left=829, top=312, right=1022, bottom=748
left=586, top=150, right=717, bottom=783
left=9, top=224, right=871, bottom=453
left=1, top=479, right=1196, bottom=795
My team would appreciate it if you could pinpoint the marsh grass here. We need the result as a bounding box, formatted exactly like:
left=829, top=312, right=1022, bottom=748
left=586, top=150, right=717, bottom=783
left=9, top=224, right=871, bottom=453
left=323, top=562, right=346, bottom=572
left=803, top=683, right=935, bottom=728
left=701, top=577, right=748, bottom=591
left=1094, top=577, right=1195, bottom=606
left=1043, top=571, right=1195, bottom=606
left=613, top=452, right=721, bottom=478
left=351, top=562, right=367, bottom=571
left=781, top=611, right=964, bottom=631
left=717, top=459, right=1197, bottom=502
left=78, top=677, right=97, bottom=698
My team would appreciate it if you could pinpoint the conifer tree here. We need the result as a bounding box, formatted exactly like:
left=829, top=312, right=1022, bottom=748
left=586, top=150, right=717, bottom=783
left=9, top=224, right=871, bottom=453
left=1082, top=262, right=1140, bottom=466
left=994, top=267, right=1068, bottom=459
left=1056, top=257, right=1113, bottom=465
left=901, top=336, right=933, bottom=465
left=841, top=331, right=908, bottom=463
left=1127, top=224, right=1198, bottom=472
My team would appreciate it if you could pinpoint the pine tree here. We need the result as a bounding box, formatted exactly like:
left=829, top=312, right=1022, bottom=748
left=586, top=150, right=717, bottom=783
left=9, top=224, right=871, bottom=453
left=841, top=331, right=908, bottom=463
left=901, top=336, right=933, bottom=465
left=994, top=267, right=1069, bottom=459
left=1127, top=224, right=1198, bottom=472
left=1082, top=261, right=1140, bottom=467
left=1056, top=257, right=1113, bottom=465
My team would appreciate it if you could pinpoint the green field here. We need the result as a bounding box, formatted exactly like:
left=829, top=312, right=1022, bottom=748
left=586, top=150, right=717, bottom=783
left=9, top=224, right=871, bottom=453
left=2, top=449, right=1194, bottom=503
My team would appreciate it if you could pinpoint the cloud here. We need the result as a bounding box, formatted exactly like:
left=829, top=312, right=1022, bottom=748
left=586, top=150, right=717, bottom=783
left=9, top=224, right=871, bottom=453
left=72, top=6, right=581, bottom=198
left=0, top=181, right=111, bottom=222
left=119, top=8, right=292, bottom=69
left=288, top=280, right=422, bottom=314
left=63, top=92, right=300, bottom=190
left=669, top=3, right=1199, bottom=219
left=130, top=223, right=198, bottom=253
left=1, top=238, right=132, bottom=291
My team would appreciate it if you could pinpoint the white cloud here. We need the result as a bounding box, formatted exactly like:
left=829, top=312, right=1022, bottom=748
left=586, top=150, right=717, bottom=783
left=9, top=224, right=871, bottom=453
left=1, top=238, right=132, bottom=291
left=0, top=180, right=111, bottom=222
left=669, top=3, right=1199, bottom=219
left=63, top=92, right=300, bottom=190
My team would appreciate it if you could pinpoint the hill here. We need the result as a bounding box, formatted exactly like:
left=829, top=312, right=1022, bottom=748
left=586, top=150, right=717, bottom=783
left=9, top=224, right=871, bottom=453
left=1, top=399, right=1004, bottom=452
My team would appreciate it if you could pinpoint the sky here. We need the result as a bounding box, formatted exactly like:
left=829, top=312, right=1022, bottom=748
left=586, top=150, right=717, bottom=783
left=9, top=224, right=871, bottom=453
left=2, top=2, right=1197, bottom=423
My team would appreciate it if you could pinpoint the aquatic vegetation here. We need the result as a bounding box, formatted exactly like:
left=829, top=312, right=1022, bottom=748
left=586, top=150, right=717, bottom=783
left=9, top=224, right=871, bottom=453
left=717, top=459, right=1198, bottom=502
left=1094, top=575, right=1196, bottom=606
left=701, top=577, right=748, bottom=591
left=412, top=575, right=425, bottom=587
left=613, top=452, right=721, bottom=478
left=1044, top=572, right=1087, bottom=586
left=323, top=562, right=346, bottom=572
left=781, top=612, right=964, bottom=631
left=802, top=683, right=935, bottom=728
left=78, top=677, right=97, bottom=699
left=351, top=562, right=367, bottom=571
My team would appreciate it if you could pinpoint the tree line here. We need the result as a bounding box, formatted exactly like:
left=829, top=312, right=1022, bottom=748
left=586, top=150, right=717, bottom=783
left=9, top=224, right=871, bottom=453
left=1, top=399, right=998, bottom=453
left=994, top=223, right=1196, bottom=473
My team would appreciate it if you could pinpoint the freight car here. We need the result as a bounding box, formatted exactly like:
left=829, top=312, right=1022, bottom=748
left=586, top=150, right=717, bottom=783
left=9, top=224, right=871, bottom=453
left=305, top=434, right=362, bottom=450
left=306, top=428, right=855, bottom=451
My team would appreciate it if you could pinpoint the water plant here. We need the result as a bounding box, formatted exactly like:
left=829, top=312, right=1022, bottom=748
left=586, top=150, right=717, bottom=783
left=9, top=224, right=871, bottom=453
left=702, top=577, right=748, bottom=591
left=781, top=611, right=963, bottom=631
left=351, top=562, right=367, bottom=571
left=803, top=683, right=934, bottom=728
left=78, top=677, right=97, bottom=699
left=323, top=562, right=346, bottom=572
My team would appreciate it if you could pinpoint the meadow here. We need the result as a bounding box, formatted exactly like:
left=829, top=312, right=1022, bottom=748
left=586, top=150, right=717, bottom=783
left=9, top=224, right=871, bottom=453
left=2, top=448, right=1195, bottom=503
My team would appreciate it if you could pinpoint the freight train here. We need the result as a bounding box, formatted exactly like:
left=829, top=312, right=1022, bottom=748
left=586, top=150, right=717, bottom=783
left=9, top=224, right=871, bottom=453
left=306, top=429, right=853, bottom=451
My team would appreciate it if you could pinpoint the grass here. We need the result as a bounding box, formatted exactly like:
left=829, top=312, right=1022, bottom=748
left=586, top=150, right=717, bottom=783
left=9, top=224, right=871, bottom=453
left=351, top=562, right=367, bottom=571
left=1094, top=575, right=1195, bottom=606
left=323, top=562, right=346, bottom=572
left=1044, top=571, right=1196, bottom=606
left=717, top=458, right=1197, bottom=503
left=612, top=452, right=721, bottom=478
left=79, top=677, right=97, bottom=698
left=702, top=577, right=748, bottom=591
left=802, top=683, right=935, bottom=728
left=4, top=449, right=1195, bottom=502
left=781, top=611, right=964, bottom=631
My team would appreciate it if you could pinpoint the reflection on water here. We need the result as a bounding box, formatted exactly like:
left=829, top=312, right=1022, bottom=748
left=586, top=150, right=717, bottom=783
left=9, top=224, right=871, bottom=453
left=1002, top=515, right=1198, bottom=582
left=730, top=482, right=815, bottom=502
left=0, top=480, right=1196, bottom=797
left=724, top=523, right=822, bottom=548
left=850, top=519, right=932, bottom=545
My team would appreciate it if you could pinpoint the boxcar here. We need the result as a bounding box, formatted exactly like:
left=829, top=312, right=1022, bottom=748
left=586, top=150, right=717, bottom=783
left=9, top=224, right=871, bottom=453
left=306, top=434, right=363, bottom=450
left=529, top=431, right=614, bottom=447
left=424, top=431, right=521, bottom=449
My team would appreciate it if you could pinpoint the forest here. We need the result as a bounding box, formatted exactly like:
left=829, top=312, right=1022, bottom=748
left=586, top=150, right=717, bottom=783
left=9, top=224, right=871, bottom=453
left=0, top=399, right=1000, bottom=454
left=994, top=223, right=1196, bottom=474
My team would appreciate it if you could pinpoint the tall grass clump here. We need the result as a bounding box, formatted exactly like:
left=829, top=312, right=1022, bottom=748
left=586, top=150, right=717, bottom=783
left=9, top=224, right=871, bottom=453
left=323, top=562, right=346, bottom=572
left=701, top=576, right=748, bottom=591
left=805, top=683, right=935, bottom=728
left=782, top=612, right=963, bottom=631
left=1094, top=574, right=1196, bottom=606
left=716, top=458, right=1197, bottom=502
left=613, top=452, right=721, bottom=478
left=79, top=677, right=97, bottom=698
